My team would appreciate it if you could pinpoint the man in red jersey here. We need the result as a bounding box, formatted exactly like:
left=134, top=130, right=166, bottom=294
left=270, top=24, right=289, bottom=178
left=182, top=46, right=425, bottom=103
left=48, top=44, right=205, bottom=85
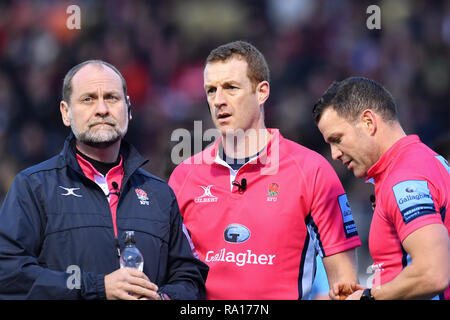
left=313, top=77, right=450, bottom=300
left=169, top=41, right=361, bottom=299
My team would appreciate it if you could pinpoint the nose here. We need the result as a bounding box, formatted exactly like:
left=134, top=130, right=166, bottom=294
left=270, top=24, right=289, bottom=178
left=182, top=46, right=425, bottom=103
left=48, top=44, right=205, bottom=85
left=213, top=88, right=226, bottom=108
left=330, top=145, right=343, bottom=161
left=95, top=98, right=110, bottom=116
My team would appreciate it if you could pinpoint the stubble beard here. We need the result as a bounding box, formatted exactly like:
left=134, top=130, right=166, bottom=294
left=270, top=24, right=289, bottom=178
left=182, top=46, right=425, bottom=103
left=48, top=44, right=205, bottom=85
left=69, top=110, right=128, bottom=149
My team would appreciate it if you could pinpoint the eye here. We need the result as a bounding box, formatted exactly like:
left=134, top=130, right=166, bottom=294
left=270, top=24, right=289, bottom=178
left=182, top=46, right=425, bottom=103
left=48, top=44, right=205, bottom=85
left=82, top=97, right=93, bottom=103
left=105, top=94, right=119, bottom=102
left=206, top=87, right=216, bottom=95
left=328, top=136, right=341, bottom=144
left=333, top=137, right=341, bottom=144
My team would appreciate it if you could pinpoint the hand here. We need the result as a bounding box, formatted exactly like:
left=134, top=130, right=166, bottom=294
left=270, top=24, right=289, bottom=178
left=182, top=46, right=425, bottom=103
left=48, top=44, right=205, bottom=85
left=329, top=282, right=366, bottom=300
left=104, top=267, right=161, bottom=300
left=345, top=289, right=364, bottom=300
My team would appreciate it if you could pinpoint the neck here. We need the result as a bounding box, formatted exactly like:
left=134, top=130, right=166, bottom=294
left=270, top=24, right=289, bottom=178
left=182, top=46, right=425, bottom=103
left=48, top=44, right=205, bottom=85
left=75, top=140, right=121, bottom=163
left=222, top=127, right=271, bottom=159
left=377, top=121, right=407, bottom=158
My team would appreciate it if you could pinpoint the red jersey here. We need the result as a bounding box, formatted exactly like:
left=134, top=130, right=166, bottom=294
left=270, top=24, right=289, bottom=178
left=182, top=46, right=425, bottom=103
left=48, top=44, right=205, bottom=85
left=367, top=135, right=450, bottom=299
left=169, top=129, right=361, bottom=299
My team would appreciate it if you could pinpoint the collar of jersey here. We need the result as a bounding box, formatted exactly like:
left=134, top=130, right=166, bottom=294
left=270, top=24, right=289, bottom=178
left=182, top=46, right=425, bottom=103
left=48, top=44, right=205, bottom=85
left=366, top=134, right=420, bottom=183
left=76, top=152, right=124, bottom=195
left=211, top=128, right=280, bottom=170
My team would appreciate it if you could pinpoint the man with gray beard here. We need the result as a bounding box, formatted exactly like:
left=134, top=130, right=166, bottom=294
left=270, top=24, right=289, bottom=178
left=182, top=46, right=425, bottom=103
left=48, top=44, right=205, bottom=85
left=0, top=60, right=208, bottom=300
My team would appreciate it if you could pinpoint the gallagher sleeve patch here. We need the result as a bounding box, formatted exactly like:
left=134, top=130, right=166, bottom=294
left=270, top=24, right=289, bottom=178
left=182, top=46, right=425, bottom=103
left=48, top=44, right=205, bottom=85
left=392, top=180, right=436, bottom=224
left=337, top=194, right=358, bottom=238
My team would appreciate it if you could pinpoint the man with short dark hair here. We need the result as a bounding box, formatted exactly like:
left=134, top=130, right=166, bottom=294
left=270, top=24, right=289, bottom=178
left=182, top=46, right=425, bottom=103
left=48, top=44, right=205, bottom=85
left=313, top=76, right=450, bottom=300
left=0, top=60, right=208, bottom=299
left=169, top=41, right=361, bottom=299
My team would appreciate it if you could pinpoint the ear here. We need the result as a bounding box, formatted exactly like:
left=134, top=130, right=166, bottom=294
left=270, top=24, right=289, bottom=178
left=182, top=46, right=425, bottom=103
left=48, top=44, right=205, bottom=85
left=256, top=81, right=270, bottom=107
left=60, top=101, right=71, bottom=127
left=360, top=109, right=377, bottom=136
left=126, top=95, right=132, bottom=120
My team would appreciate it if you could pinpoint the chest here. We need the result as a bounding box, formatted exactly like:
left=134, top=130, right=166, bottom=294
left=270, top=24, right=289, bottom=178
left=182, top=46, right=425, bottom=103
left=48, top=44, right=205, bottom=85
left=179, top=166, right=312, bottom=252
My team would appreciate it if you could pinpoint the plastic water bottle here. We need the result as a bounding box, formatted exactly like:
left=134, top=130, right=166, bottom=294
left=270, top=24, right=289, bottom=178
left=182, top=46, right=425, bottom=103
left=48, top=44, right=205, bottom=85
left=120, top=231, right=144, bottom=271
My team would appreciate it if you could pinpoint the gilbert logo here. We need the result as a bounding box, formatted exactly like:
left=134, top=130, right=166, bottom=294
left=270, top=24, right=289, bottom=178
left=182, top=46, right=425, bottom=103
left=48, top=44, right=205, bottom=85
left=266, top=183, right=279, bottom=202
left=59, top=186, right=82, bottom=198
left=195, top=185, right=218, bottom=203
left=135, top=188, right=149, bottom=205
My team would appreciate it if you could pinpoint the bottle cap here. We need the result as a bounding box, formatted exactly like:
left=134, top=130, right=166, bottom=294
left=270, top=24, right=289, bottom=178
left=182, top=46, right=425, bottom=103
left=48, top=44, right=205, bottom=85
left=124, top=230, right=136, bottom=245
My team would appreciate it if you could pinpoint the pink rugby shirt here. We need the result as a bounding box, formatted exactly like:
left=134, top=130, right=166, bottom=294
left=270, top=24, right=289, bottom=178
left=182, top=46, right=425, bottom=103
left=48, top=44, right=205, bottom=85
left=366, top=135, right=450, bottom=300
left=169, top=129, right=361, bottom=299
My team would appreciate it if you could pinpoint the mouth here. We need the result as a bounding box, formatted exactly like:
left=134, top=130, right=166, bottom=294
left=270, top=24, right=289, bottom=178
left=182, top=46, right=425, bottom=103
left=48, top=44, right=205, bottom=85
left=343, top=160, right=353, bottom=170
left=217, top=112, right=232, bottom=122
left=90, top=122, right=115, bottom=128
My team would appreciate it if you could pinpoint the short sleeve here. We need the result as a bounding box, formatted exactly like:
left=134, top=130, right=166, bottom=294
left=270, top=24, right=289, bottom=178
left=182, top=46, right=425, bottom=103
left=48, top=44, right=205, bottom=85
left=384, top=179, right=444, bottom=242
left=308, top=158, right=361, bottom=257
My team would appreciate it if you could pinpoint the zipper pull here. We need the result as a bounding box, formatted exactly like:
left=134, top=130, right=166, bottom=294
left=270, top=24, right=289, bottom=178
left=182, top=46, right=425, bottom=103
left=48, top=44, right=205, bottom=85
left=114, top=236, right=121, bottom=257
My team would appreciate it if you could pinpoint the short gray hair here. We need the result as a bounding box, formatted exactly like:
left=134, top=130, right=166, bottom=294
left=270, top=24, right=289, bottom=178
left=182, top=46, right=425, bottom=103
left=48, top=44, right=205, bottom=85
left=62, top=60, right=128, bottom=104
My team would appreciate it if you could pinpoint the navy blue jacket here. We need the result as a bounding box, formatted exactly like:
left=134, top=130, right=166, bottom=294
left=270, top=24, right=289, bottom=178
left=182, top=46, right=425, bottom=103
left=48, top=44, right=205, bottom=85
left=0, top=134, right=208, bottom=299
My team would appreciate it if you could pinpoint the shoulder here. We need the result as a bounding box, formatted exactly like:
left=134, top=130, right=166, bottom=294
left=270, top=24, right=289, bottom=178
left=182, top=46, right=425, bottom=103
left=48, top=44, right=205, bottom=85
left=20, top=154, right=64, bottom=177
left=135, top=168, right=166, bottom=184
left=382, top=144, right=446, bottom=194
left=279, top=137, right=337, bottom=173
left=11, top=155, right=66, bottom=190
left=170, top=145, right=215, bottom=179
left=134, top=168, right=173, bottom=192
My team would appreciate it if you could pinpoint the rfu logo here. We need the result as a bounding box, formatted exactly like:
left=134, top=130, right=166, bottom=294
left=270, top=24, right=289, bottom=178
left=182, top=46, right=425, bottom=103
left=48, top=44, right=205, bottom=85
left=59, top=186, right=82, bottom=198
left=267, top=182, right=279, bottom=202
left=135, top=188, right=149, bottom=205
left=195, top=185, right=218, bottom=203
left=224, top=224, right=250, bottom=243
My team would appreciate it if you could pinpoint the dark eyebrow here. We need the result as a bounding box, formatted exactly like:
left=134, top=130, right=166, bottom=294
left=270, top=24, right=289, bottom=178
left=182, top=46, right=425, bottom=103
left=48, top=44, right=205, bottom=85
left=79, top=91, right=98, bottom=97
left=222, top=81, right=239, bottom=87
left=103, top=90, right=122, bottom=96
left=327, top=134, right=341, bottom=143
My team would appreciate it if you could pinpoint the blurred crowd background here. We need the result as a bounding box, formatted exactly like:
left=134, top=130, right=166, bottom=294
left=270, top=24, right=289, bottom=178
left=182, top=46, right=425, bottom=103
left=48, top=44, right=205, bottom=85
left=0, top=0, right=449, bottom=288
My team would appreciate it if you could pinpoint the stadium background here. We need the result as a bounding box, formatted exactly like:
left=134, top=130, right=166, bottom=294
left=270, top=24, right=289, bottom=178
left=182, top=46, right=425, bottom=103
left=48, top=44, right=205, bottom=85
left=0, top=0, right=449, bottom=289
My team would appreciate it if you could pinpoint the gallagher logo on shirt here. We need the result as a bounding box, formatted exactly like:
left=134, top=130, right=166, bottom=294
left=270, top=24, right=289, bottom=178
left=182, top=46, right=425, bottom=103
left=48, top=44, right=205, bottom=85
left=204, top=224, right=276, bottom=267
left=224, top=223, right=251, bottom=243
left=195, top=185, right=218, bottom=203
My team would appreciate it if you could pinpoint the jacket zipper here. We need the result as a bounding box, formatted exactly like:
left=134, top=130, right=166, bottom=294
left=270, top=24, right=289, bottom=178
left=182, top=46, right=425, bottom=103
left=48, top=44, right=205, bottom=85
left=114, top=236, right=121, bottom=258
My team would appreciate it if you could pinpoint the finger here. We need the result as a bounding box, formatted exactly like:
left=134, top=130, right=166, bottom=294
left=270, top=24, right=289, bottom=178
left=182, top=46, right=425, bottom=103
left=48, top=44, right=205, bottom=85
left=116, top=289, right=139, bottom=300
left=329, top=288, right=338, bottom=300
left=354, top=284, right=366, bottom=291
left=123, top=267, right=151, bottom=281
left=333, top=283, right=341, bottom=295
left=125, top=284, right=160, bottom=300
left=127, top=275, right=159, bottom=292
left=120, top=268, right=158, bottom=291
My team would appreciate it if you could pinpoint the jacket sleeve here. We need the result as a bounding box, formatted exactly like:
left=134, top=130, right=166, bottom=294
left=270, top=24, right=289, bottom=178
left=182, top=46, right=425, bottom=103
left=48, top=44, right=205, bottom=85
left=158, top=188, right=209, bottom=300
left=0, top=173, right=105, bottom=300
